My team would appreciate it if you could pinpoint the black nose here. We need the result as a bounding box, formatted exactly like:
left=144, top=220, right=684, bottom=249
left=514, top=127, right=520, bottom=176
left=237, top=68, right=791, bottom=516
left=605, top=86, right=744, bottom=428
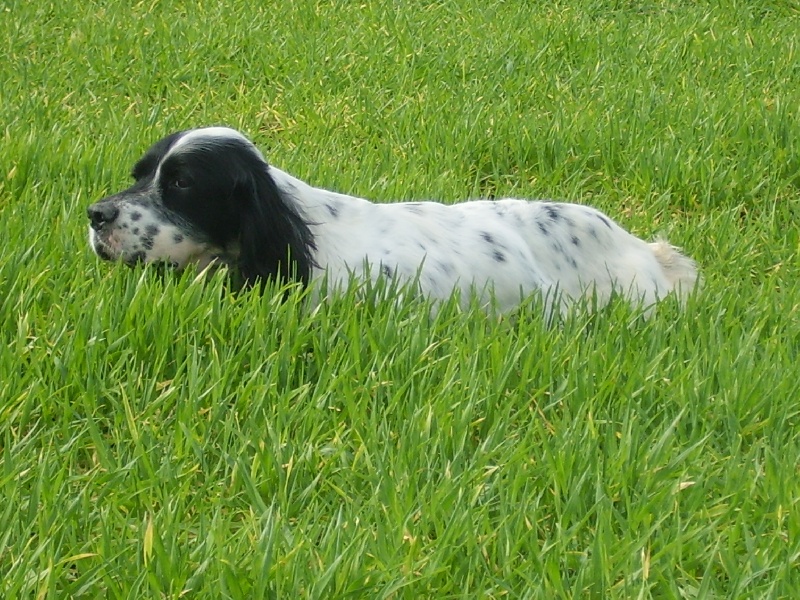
left=87, top=203, right=119, bottom=230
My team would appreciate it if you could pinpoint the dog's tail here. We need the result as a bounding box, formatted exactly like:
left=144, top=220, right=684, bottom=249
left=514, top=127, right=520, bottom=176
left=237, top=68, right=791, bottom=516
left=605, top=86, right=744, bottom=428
left=649, top=239, right=700, bottom=302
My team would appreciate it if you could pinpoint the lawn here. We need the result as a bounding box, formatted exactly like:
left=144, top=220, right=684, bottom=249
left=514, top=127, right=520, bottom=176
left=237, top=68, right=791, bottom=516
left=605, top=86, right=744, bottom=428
left=1, top=0, right=799, bottom=597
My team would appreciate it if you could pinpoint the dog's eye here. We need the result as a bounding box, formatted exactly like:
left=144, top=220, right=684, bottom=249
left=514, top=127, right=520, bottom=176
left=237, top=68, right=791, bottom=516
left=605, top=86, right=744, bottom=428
left=170, top=177, right=192, bottom=190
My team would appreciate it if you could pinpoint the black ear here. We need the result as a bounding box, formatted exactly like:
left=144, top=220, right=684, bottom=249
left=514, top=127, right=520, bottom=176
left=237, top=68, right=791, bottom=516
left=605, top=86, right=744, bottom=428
left=235, top=165, right=315, bottom=287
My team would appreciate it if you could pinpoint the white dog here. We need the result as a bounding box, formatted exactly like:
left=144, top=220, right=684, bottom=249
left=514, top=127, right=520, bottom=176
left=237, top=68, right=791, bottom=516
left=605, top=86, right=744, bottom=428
left=87, top=127, right=698, bottom=312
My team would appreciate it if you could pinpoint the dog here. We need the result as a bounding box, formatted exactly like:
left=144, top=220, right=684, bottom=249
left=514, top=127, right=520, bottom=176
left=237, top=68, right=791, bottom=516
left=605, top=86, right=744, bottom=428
left=87, top=127, right=698, bottom=312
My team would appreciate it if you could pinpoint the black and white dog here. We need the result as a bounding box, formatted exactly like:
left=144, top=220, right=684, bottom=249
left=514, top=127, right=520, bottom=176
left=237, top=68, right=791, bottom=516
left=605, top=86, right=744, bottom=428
left=87, top=127, right=698, bottom=312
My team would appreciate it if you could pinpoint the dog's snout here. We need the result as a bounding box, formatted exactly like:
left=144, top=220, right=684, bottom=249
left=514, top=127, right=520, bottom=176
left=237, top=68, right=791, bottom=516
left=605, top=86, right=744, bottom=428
left=87, top=203, right=119, bottom=230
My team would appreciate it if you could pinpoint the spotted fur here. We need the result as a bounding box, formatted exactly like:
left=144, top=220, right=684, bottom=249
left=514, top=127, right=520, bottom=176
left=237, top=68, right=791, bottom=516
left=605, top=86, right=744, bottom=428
left=87, top=127, right=698, bottom=312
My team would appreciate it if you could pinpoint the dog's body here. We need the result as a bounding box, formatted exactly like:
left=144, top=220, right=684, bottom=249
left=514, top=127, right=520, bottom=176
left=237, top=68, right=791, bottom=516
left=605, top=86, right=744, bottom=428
left=87, top=127, right=697, bottom=312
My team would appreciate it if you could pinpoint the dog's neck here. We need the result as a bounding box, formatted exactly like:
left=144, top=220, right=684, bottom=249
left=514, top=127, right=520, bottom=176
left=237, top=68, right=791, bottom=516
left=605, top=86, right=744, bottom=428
left=265, top=166, right=376, bottom=277
left=267, top=166, right=369, bottom=223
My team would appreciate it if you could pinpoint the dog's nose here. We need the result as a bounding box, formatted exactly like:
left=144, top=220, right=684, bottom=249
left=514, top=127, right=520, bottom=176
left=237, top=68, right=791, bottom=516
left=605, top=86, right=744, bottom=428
left=87, top=203, right=119, bottom=230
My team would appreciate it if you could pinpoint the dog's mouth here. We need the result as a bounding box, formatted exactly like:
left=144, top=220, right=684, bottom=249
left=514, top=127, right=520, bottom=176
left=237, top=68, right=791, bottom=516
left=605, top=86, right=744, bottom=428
left=89, top=230, right=121, bottom=262
left=89, top=226, right=222, bottom=274
left=95, top=243, right=178, bottom=271
left=93, top=242, right=117, bottom=262
left=90, top=229, right=151, bottom=267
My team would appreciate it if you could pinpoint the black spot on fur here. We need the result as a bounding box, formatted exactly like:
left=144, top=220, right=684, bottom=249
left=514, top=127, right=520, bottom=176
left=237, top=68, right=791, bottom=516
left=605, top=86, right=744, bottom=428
left=145, top=224, right=159, bottom=237
left=132, top=227, right=140, bottom=235
left=173, top=233, right=184, bottom=243
left=545, top=205, right=561, bottom=221
left=131, top=212, right=142, bottom=221
left=597, top=214, right=612, bottom=229
left=481, top=231, right=495, bottom=244
left=142, top=237, right=154, bottom=251
left=493, top=250, right=506, bottom=262
left=551, top=241, right=565, bottom=255
left=381, top=264, right=393, bottom=278
left=571, top=235, right=580, bottom=246
left=405, top=203, right=424, bottom=214
left=437, top=261, right=454, bottom=275
left=326, top=203, right=339, bottom=218
left=538, top=221, right=549, bottom=235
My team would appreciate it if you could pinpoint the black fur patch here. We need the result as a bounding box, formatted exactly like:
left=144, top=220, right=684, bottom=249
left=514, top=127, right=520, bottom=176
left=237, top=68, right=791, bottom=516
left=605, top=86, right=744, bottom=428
left=538, top=221, right=549, bottom=235
left=545, top=205, right=561, bottom=221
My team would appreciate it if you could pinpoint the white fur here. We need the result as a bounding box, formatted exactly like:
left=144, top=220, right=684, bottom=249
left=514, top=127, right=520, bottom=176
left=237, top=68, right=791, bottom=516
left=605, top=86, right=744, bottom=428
left=270, top=167, right=697, bottom=311
left=88, top=127, right=699, bottom=313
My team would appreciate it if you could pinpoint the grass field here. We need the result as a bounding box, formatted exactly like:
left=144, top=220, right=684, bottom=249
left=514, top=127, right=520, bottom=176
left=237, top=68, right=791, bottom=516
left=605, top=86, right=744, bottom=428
left=2, top=0, right=800, bottom=597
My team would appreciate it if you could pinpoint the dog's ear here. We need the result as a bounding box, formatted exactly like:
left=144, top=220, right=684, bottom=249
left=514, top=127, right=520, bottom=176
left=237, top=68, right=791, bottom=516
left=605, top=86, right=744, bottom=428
left=235, top=165, right=315, bottom=287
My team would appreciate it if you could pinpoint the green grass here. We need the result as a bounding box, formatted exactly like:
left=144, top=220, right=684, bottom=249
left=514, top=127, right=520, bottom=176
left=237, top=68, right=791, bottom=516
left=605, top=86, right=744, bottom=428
left=2, top=0, right=800, bottom=597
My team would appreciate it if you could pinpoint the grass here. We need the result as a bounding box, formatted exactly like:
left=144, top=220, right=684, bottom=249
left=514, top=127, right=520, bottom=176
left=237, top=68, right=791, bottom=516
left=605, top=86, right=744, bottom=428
left=2, top=0, right=800, bottom=597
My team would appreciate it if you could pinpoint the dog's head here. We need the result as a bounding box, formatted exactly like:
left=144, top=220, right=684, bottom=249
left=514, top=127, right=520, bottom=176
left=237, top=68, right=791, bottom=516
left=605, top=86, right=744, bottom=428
left=86, top=127, right=314, bottom=285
